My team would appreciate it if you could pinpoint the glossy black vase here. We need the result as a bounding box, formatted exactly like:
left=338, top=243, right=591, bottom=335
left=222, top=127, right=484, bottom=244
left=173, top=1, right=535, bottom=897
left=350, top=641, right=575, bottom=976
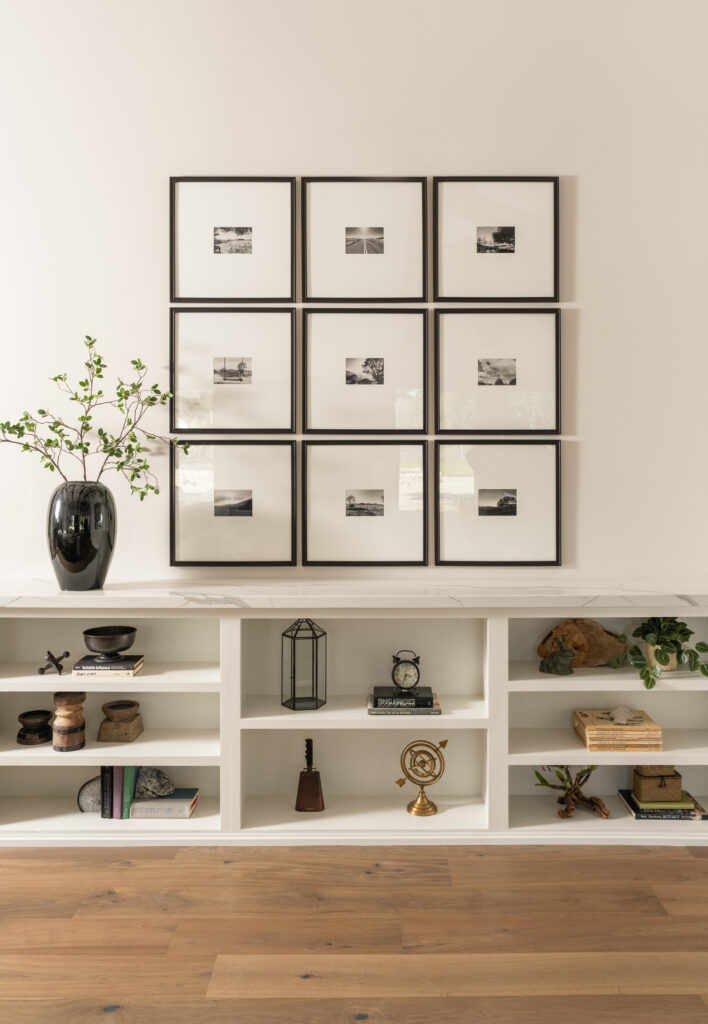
left=47, top=481, right=116, bottom=591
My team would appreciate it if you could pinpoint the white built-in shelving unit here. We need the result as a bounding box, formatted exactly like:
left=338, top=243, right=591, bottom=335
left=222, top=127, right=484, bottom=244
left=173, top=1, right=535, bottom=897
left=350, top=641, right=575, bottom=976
left=0, top=583, right=706, bottom=845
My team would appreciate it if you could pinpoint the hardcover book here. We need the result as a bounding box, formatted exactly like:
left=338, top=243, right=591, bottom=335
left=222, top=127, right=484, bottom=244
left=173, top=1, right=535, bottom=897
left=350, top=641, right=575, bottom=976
left=100, top=766, right=114, bottom=819
left=112, top=766, right=124, bottom=819
left=618, top=789, right=708, bottom=821
left=73, top=655, right=144, bottom=677
left=129, top=787, right=200, bottom=819
left=372, top=685, right=433, bottom=709
left=367, top=693, right=441, bottom=715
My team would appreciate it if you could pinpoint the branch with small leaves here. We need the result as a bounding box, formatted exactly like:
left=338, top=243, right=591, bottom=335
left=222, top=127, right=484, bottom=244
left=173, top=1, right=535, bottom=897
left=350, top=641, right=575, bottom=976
left=0, top=337, right=188, bottom=499
left=534, top=765, right=609, bottom=819
left=609, top=617, right=708, bottom=689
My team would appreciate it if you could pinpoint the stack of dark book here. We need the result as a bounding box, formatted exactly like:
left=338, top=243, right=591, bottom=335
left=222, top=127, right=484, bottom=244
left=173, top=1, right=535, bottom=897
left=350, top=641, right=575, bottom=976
left=618, top=789, right=708, bottom=821
left=100, top=767, right=199, bottom=819
left=367, top=686, right=441, bottom=716
left=73, top=654, right=144, bottom=678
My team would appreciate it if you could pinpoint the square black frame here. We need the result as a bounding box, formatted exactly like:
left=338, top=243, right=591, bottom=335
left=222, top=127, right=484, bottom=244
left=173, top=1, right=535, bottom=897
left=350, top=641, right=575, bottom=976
left=434, top=439, right=561, bottom=567
left=432, top=176, right=559, bottom=302
left=170, top=439, right=297, bottom=567
left=302, top=440, right=429, bottom=566
left=169, top=307, right=296, bottom=435
left=434, top=308, right=561, bottom=435
left=170, top=176, right=297, bottom=303
left=302, top=177, right=428, bottom=302
left=303, top=308, right=428, bottom=435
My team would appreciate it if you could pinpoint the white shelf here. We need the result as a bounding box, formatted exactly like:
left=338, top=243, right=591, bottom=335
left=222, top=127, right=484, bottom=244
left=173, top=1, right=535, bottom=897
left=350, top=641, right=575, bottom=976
left=242, top=795, right=487, bottom=833
left=0, top=796, right=221, bottom=833
left=508, top=661, right=708, bottom=692
left=241, top=694, right=488, bottom=729
left=509, top=794, right=708, bottom=836
left=0, top=662, right=220, bottom=692
left=0, top=729, right=220, bottom=765
left=508, top=727, right=708, bottom=765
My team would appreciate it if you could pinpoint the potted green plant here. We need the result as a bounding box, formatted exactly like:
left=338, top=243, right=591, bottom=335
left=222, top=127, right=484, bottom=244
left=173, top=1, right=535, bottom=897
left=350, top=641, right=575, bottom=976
left=610, top=617, right=708, bottom=689
left=0, top=336, right=184, bottom=591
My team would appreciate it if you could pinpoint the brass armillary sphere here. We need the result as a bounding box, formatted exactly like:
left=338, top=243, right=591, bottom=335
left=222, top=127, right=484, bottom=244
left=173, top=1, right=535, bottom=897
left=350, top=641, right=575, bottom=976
left=395, top=738, right=448, bottom=816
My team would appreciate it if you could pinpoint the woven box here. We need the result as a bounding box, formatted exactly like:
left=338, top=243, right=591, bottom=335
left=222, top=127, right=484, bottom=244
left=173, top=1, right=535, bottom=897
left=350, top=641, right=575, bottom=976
left=633, top=767, right=682, bottom=801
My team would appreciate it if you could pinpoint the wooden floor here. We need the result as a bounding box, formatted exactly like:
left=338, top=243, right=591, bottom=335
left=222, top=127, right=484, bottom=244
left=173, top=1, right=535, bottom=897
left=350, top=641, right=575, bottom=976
left=0, top=845, right=707, bottom=1022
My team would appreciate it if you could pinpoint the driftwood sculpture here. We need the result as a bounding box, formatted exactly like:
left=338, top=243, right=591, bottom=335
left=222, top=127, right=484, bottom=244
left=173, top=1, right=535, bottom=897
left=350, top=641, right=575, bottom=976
left=537, top=618, right=627, bottom=667
left=534, top=765, right=610, bottom=819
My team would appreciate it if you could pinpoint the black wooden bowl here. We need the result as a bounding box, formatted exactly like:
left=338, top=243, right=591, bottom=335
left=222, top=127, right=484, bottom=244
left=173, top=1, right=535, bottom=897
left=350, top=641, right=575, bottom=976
left=83, top=625, right=137, bottom=661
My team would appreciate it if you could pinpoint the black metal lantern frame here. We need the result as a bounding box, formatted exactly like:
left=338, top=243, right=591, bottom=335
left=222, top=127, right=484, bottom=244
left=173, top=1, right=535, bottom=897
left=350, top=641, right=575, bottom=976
left=281, top=618, right=327, bottom=711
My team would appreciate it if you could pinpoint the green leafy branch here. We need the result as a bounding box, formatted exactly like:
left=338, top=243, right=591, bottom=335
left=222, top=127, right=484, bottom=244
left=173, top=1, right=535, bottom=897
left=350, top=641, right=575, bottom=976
left=0, top=336, right=187, bottom=499
left=609, top=616, right=708, bottom=688
left=534, top=765, right=598, bottom=791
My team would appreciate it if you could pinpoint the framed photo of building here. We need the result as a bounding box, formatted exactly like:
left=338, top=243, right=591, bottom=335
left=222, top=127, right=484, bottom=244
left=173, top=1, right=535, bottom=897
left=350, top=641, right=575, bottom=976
left=170, top=308, right=295, bottom=434
left=435, top=309, right=560, bottom=434
left=433, top=177, right=559, bottom=301
left=304, top=310, right=427, bottom=434
left=170, top=177, right=296, bottom=302
left=303, top=442, right=427, bottom=565
left=302, top=177, right=427, bottom=301
left=435, top=441, right=560, bottom=566
left=171, top=441, right=296, bottom=566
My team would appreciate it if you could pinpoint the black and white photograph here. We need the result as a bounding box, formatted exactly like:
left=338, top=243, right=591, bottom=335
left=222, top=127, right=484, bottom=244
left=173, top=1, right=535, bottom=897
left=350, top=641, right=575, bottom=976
left=214, top=489, right=253, bottom=517
left=303, top=178, right=427, bottom=301
left=345, top=227, right=384, bottom=254
left=478, top=488, right=517, bottom=516
left=213, top=357, right=252, bottom=385
left=435, top=310, right=560, bottom=434
left=476, top=226, right=515, bottom=253
left=171, top=177, right=295, bottom=302
left=345, top=357, right=384, bottom=385
left=478, top=357, right=516, bottom=386
left=345, top=489, right=384, bottom=516
left=171, top=309, right=295, bottom=434
left=171, top=441, right=296, bottom=566
left=433, top=177, right=558, bottom=301
left=213, top=226, right=252, bottom=254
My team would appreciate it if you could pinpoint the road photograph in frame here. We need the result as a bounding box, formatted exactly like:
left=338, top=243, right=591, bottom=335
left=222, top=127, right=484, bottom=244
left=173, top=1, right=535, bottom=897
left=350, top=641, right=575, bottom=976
left=435, top=441, right=560, bottom=566
left=433, top=177, right=559, bottom=301
left=302, top=177, right=427, bottom=301
left=170, top=308, right=295, bottom=434
left=435, top=309, right=560, bottom=434
left=304, top=310, right=427, bottom=434
left=171, top=441, right=295, bottom=566
left=303, top=441, right=427, bottom=565
left=171, top=177, right=295, bottom=302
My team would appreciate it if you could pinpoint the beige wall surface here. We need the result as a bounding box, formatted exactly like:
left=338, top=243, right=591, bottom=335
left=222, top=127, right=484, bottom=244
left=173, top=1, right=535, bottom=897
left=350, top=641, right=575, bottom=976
left=0, top=0, right=706, bottom=585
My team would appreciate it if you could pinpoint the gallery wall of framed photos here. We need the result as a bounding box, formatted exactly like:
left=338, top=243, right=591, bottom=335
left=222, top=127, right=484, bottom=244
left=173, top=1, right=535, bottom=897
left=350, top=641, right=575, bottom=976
left=169, top=175, right=562, bottom=568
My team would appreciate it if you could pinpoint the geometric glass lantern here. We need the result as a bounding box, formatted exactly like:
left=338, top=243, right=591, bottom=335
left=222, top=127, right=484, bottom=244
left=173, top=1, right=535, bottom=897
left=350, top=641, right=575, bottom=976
left=281, top=618, right=327, bottom=711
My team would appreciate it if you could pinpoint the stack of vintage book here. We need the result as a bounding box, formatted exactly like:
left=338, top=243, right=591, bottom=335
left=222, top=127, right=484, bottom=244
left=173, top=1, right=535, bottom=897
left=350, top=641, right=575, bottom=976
left=573, top=708, right=663, bottom=751
left=73, top=654, right=144, bottom=678
left=99, top=767, right=199, bottom=819
left=618, top=789, right=708, bottom=821
left=367, top=686, right=441, bottom=716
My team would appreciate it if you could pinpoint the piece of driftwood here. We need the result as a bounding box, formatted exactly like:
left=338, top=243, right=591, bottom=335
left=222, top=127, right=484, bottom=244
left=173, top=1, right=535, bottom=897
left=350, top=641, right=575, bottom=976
left=557, top=789, right=610, bottom=819
left=537, top=618, right=627, bottom=667
left=535, top=765, right=610, bottom=819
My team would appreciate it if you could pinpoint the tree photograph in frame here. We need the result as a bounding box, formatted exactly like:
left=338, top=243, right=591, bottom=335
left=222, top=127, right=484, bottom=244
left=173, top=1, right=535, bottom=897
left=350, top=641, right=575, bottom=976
left=303, top=441, right=427, bottom=565
left=302, top=177, right=427, bottom=301
left=304, top=310, right=427, bottom=434
left=171, top=177, right=295, bottom=302
left=171, top=441, right=295, bottom=566
left=433, top=177, right=559, bottom=301
left=170, top=308, right=295, bottom=434
left=435, top=309, right=560, bottom=434
left=435, top=440, right=560, bottom=566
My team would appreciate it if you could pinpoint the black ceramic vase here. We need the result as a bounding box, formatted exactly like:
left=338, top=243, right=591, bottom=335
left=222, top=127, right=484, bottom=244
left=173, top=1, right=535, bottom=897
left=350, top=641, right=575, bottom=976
left=47, top=481, right=116, bottom=591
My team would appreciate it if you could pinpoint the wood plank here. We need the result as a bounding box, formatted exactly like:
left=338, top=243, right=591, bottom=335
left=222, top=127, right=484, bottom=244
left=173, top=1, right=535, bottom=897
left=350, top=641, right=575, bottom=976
left=169, top=914, right=402, bottom=954
left=0, top=889, right=86, bottom=919
left=0, top=955, right=215, bottom=998
left=688, top=846, right=708, bottom=858
left=653, top=883, right=708, bottom=915
left=0, top=847, right=179, bottom=861
left=0, top=917, right=177, bottom=954
left=2, top=997, right=707, bottom=1024
left=206, top=952, right=708, bottom=999
left=400, top=910, right=708, bottom=952
left=447, top=853, right=707, bottom=886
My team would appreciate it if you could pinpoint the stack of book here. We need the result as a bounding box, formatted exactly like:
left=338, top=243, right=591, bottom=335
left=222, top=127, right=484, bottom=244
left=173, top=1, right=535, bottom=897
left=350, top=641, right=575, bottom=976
left=618, top=789, right=708, bottom=821
left=573, top=708, right=663, bottom=751
left=73, top=654, right=144, bottom=678
left=367, top=688, right=441, bottom=716
left=100, top=767, right=199, bottom=819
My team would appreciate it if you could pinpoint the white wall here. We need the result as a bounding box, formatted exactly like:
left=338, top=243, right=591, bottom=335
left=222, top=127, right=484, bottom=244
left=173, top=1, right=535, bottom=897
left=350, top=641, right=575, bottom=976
left=1, top=0, right=707, bottom=586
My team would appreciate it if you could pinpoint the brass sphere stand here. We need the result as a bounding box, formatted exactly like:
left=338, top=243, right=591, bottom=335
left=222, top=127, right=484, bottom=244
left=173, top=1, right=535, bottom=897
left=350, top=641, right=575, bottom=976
left=396, top=739, right=448, bottom=817
left=407, top=785, right=438, bottom=817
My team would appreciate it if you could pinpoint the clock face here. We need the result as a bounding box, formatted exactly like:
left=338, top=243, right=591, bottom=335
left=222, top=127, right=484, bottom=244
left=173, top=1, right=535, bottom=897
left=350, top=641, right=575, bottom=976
left=392, top=660, right=420, bottom=689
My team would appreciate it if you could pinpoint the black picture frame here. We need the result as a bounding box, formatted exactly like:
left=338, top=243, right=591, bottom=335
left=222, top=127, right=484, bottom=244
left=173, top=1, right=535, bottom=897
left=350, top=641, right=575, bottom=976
left=434, top=308, right=561, bottom=435
left=302, top=176, right=428, bottom=302
left=170, top=440, right=297, bottom=567
left=302, top=440, right=428, bottom=566
left=433, top=176, right=559, bottom=302
left=303, top=308, right=428, bottom=435
left=169, top=307, right=296, bottom=435
left=434, top=439, right=561, bottom=567
left=170, top=176, right=296, bottom=303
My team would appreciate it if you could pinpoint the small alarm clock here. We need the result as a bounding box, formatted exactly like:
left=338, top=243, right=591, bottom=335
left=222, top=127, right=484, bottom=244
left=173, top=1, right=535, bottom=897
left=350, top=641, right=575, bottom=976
left=391, top=650, right=421, bottom=690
